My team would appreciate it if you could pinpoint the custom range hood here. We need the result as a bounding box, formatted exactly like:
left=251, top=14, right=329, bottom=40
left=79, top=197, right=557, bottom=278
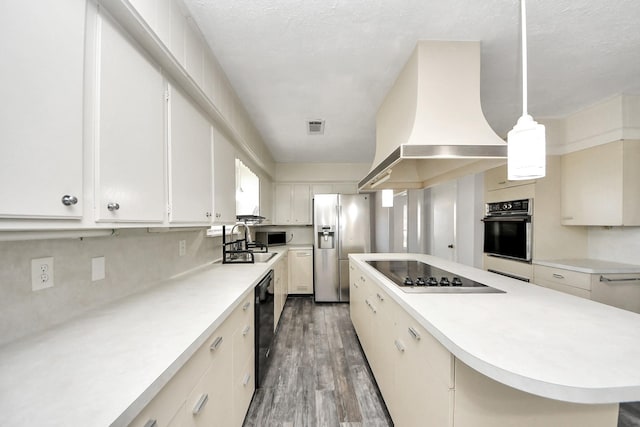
left=359, top=41, right=507, bottom=191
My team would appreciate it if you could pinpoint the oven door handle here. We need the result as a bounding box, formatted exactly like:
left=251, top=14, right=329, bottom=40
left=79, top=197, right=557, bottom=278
left=482, top=216, right=531, bottom=222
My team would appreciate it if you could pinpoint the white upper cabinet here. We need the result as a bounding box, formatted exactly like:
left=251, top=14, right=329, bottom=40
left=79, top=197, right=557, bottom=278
left=0, top=1, right=85, bottom=219
left=95, top=11, right=165, bottom=223
left=212, top=129, right=237, bottom=224
left=274, top=184, right=311, bottom=225
left=561, top=140, right=640, bottom=226
left=168, top=85, right=212, bottom=224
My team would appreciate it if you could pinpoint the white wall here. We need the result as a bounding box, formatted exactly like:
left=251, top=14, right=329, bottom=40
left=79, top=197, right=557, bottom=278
left=0, top=229, right=218, bottom=345
left=274, top=162, right=370, bottom=182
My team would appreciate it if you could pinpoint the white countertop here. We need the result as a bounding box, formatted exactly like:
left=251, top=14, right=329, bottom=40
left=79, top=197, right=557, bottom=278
left=351, top=253, right=640, bottom=404
left=534, top=258, right=640, bottom=274
left=0, top=250, right=288, bottom=427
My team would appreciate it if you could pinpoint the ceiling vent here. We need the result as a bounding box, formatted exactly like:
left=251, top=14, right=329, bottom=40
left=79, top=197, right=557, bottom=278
left=307, top=120, right=325, bottom=135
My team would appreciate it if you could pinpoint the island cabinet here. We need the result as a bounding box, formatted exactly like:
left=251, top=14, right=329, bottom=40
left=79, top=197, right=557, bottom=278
left=130, top=291, right=254, bottom=427
left=350, top=260, right=619, bottom=427
left=288, top=248, right=313, bottom=294
left=561, top=140, right=640, bottom=226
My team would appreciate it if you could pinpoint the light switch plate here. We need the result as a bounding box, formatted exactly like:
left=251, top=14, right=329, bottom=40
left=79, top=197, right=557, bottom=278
left=31, top=257, right=54, bottom=291
left=92, top=256, right=106, bottom=281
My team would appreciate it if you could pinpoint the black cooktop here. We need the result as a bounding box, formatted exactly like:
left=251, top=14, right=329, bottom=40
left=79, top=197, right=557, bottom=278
left=366, top=260, right=504, bottom=294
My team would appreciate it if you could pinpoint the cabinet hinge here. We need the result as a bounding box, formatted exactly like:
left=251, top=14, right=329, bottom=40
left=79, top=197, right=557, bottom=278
left=164, top=90, right=170, bottom=102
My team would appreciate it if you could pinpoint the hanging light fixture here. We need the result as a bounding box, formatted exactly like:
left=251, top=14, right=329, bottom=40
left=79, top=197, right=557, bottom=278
left=508, top=0, right=546, bottom=180
left=381, top=189, right=394, bottom=208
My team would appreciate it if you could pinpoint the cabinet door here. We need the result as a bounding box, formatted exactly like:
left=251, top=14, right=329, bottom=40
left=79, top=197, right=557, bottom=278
left=291, top=184, right=311, bottom=224
left=289, top=250, right=313, bottom=294
left=95, top=11, right=165, bottom=222
left=393, top=311, right=453, bottom=427
left=168, top=85, right=212, bottom=224
left=0, top=1, right=84, bottom=219
left=274, top=184, right=292, bottom=225
left=485, top=165, right=534, bottom=192
left=212, top=128, right=236, bottom=224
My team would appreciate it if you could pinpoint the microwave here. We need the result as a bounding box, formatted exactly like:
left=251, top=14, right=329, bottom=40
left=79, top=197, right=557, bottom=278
left=255, top=231, right=287, bottom=247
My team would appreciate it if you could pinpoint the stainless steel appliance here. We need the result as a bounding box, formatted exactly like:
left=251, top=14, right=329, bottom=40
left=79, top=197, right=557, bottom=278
left=314, top=194, right=371, bottom=302
left=482, top=199, right=532, bottom=262
left=367, top=260, right=504, bottom=294
left=254, top=231, right=287, bottom=247
left=255, top=270, right=274, bottom=388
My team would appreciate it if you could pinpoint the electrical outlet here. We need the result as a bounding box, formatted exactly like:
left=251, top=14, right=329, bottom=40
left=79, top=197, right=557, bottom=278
left=92, top=256, right=106, bottom=282
left=31, top=257, right=54, bottom=291
left=179, top=240, right=186, bottom=256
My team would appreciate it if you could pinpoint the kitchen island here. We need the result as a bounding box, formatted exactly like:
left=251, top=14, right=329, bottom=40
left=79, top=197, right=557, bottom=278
left=350, top=253, right=640, bottom=426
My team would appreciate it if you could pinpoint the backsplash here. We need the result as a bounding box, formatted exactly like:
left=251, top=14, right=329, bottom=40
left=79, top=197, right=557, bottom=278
left=588, top=226, right=640, bottom=265
left=0, top=229, right=218, bottom=346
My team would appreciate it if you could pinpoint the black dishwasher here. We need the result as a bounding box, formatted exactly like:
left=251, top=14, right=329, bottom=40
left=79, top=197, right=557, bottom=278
left=255, top=270, right=274, bottom=388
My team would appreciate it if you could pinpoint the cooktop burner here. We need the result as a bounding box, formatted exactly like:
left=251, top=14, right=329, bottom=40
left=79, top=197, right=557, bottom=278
left=366, top=260, right=504, bottom=294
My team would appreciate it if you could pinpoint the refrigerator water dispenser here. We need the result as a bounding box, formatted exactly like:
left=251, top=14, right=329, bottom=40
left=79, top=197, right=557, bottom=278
left=317, top=225, right=335, bottom=249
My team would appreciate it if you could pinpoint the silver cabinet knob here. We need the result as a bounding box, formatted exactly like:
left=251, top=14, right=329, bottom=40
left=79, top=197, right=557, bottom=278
left=107, top=202, right=120, bottom=211
left=61, top=195, right=78, bottom=206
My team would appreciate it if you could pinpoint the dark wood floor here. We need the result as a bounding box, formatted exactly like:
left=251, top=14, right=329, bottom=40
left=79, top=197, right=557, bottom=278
left=243, top=296, right=392, bottom=427
left=243, top=296, right=640, bottom=427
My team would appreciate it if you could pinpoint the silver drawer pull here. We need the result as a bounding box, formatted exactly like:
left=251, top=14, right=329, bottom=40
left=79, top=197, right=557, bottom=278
left=376, top=293, right=384, bottom=302
left=394, top=339, right=406, bottom=353
left=143, top=420, right=157, bottom=427
left=350, top=265, right=354, bottom=270
left=192, top=393, right=209, bottom=415
left=360, top=276, right=365, bottom=282
left=353, top=282, right=359, bottom=288
left=242, top=301, right=251, bottom=311
left=61, top=195, right=78, bottom=206
left=408, top=326, right=421, bottom=341
left=552, top=273, right=565, bottom=279
left=242, top=325, right=251, bottom=336
left=107, top=202, right=120, bottom=211
left=600, top=275, right=640, bottom=283
left=210, top=336, right=223, bottom=352
left=242, top=374, right=251, bottom=386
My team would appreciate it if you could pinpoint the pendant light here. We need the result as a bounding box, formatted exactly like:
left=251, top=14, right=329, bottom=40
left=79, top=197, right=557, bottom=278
left=508, top=0, right=546, bottom=180
left=381, top=189, right=394, bottom=208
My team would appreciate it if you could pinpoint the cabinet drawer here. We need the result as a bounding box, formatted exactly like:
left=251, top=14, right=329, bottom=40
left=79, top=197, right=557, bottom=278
left=534, top=278, right=591, bottom=299
left=232, top=321, right=254, bottom=367
left=130, top=320, right=232, bottom=427
left=534, top=265, right=591, bottom=290
left=233, top=355, right=255, bottom=426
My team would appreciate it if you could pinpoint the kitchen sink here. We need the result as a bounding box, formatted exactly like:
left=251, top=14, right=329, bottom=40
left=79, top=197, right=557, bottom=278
left=252, top=252, right=277, bottom=263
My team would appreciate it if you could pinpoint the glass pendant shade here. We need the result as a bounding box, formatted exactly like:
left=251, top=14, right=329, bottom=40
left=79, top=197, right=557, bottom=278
left=381, top=189, right=394, bottom=207
left=507, top=114, right=546, bottom=180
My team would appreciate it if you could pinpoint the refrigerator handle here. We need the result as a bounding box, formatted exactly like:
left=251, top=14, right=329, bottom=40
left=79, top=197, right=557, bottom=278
left=337, top=204, right=342, bottom=258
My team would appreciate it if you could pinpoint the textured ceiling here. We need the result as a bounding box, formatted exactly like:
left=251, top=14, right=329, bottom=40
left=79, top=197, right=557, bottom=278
left=183, top=0, right=640, bottom=164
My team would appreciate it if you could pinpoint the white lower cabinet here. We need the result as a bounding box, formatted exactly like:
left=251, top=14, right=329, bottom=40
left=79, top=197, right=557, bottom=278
left=130, top=291, right=254, bottom=427
left=288, top=249, right=313, bottom=294
left=274, top=254, right=289, bottom=330
left=351, top=260, right=620, bottom=427
left=392, top=307, right=453, bottom=427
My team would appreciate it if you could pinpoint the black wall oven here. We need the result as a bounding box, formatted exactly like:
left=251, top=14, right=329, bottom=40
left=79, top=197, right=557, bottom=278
left=483, top=199, right=532, bottom=262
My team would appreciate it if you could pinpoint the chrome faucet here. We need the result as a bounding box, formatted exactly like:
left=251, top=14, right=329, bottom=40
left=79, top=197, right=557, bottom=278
left=230, top=222, right=251, bottom=250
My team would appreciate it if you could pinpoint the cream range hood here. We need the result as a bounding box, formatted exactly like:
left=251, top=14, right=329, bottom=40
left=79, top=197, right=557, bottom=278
left=359, top=41, right=507, bottom=191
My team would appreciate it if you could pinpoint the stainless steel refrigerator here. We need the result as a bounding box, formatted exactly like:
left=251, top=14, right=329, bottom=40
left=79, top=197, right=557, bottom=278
left=314, top=194, right=371, bottom=302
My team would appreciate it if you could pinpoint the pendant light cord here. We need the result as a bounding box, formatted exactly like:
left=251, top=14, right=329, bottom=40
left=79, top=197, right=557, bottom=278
left=521, top=0, right=528, bottom=117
